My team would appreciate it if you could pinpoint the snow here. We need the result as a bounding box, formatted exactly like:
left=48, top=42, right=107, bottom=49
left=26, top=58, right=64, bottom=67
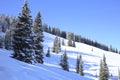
left=0, top=32, right=120, bottom=80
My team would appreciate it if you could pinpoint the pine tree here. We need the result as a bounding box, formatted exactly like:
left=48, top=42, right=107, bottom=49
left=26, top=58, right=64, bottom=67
left=62, top=39, right=65, bottom=46
left=109, top=45, right=113, bottom=52
left=99, top=60, right=104, bottom=80
left=76, top=55, right=80, bottom=73
left=5, top=19, right=16, bottom=50
left=99, top=55, right=109, bottom=80
left=76, top=55, right=84, bottom=76
left=0, top=33, right=4, bottom=48
left=42, top=23, right=48, bottom=32
left=72, top=40, right=76, bottom=47
left=118, top=69, right=120, bottom=80
left=33, top=12, right=44, bottom=64
left=12, top=0, right=35, bottom=64
left=68, top=39, right=73, bottom=47
left=58, top=38, right=61, bottom=51
left=115, top=48, right=118, bottom=53
left=46, top=47, right=50, bottom=57
left=60, top=50, right=69, bottom=71
left=52, top=36, right=59, bottom=53
left=5, top=29, right=11, bottom=49
left=67, top=32, right=73, bottom=47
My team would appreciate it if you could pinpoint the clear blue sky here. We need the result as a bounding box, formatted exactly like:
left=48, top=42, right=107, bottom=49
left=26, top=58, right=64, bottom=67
left=0, top=0, right=120, bottom=50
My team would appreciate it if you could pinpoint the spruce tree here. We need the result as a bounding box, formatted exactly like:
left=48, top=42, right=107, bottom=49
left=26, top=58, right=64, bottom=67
left=62, top=39, right=65, bottom=46
left=99, top=55, right=109, bottom=80
left=68, top=39, right=73, bottom=47
left=33, top=12, right=44, bottom=63
left=118, top=69, right=120, bottom=80
left=46, top=47, right=50, bottom=57
left=76, top=55, right=80, bottom=73
left=99, top=60, right=104, bottom=80
left=109, top=45, right=113, bottom=52
left=5, top=29, right=11, bottom=49
left=12, top=0, right=35, bottom=64
left=52, top=36, right=59, bottom=53
left=58, top=38, right=61, bottom=52
left=0, top=32, right=4, bottom=48
left=103, top=55, right=109, bottom=79
left=76, top=55, right=84, bottom=76
left=5, top=19, right=16, bottom=50
left=67, top=32, right=73, bottom=47
left=60, top=50, right=69, bottom=71
left=72, top=41, right=76, bottom=47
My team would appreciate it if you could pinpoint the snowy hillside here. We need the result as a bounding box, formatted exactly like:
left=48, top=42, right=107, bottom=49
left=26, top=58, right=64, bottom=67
left=0, top=32, right=120, bottom=80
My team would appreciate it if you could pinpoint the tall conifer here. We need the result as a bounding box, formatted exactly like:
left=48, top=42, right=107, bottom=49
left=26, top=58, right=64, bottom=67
left=33, top=12, right=44, bottom=63
left=12, top=0, right=35, bottom=64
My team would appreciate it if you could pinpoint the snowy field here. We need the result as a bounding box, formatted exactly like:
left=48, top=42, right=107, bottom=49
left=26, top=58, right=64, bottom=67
left=0, top=32, right=120, bottom=80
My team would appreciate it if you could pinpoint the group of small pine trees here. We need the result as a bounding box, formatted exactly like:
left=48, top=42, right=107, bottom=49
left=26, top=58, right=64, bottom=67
left=59, top=52, right=110, bottom=79
left=52, top=36, right=84, bottom=75
left=99, top=55, right=109, bottom=80
left=52, top=36, right=75, bottom=54
left=76, top=55, right=84, bottom=75
left=51, top=35, right=120, bottom=79
left=60, top=51, right=84, bottom=76
left=10, top=0, right=44, bottom=64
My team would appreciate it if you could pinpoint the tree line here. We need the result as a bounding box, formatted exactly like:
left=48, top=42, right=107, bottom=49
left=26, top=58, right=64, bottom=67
left=43, top=23, right=119, bottom=54
left=0, top=13, right=119, bottom=54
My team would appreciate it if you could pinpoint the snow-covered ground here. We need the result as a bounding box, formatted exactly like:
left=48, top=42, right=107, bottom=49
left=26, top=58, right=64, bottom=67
left=0, top=32, right=120, bottom=80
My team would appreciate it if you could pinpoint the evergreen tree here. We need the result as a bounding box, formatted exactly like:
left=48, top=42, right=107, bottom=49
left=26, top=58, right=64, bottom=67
left=99, top=55, right=109, bottom=80
left=46, top=47, right=50, bottom=57
left=109, top=45, right=113, bottom=52
left=115, top=48, right=118, bottom=53
left=68, top=38, right=73, bottom=47
left=12, top=0, right=35, bottom=64
left=118, top=69, right=120, bottom=80
left=58, top=38, right=61, bottom=51
left=67, top=32, right=73, bottom=47
left=0, top=23, right=4, bottom=48
left=60, top=50, right=69, bottom=71
left=76, top=55, right=84, bottom=75
left=60, top=31, right=67, bottom=39
left=62, top=39, right=65, bottom=46
left=5, top=29, right=11, bottom=49
left=5, top=19, right=16, bottom=50
left=52, top=36, right=59, bottom=53
left=33, top=12, right=44, bottom=64
left=99, top=60, right=104, bottom=80
left=0, top=32, right=4, bottom=48
left=76, top=55, right=80, bottom=73
left=72, top=40, right=76, bottom=47
left=48, top=26, right=52, bottom=33
left=42, top=23, right=48, bottom=32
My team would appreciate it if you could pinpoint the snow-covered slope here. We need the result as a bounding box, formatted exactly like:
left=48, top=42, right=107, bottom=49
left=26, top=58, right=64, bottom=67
left=0, top=32, right=120, bottom=80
